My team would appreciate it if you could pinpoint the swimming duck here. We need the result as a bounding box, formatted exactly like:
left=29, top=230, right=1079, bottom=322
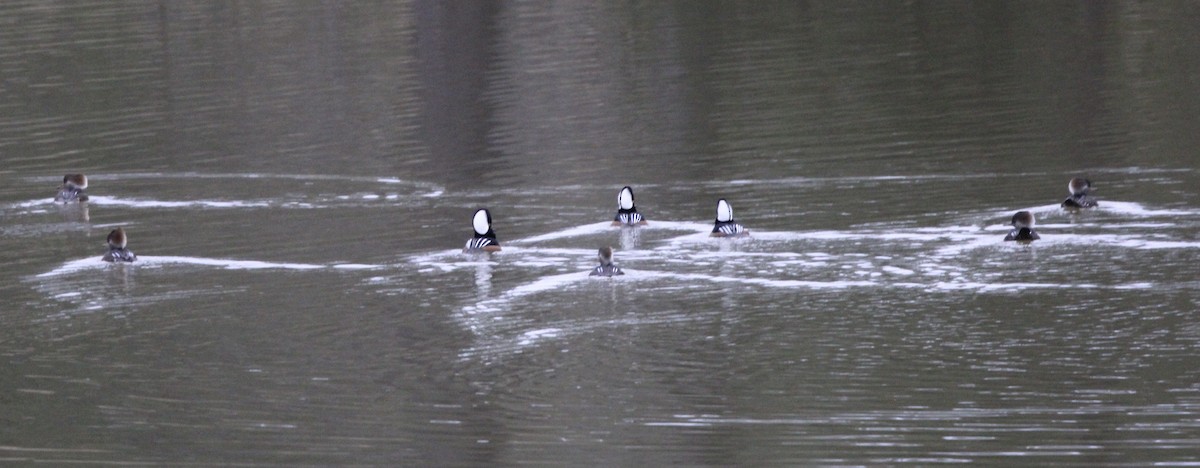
left=1065, top=177, right=1099, bottom=210
left=612, top=186, right=648, bottom=226
left=1061, top=177, right=1098, bottom=209
left=54, top=174, right=89, bottom=203
left=710, top=199, right=748, bottom=237
left=1003, top=211, right=1040, bottom=242
left=589, top=246, right=625, bottom=277
left=464, top=208, right=501, bottom=252
left=102, top=227, right=137, bottom=262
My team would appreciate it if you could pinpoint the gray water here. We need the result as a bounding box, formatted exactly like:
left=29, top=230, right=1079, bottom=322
left=2, top=1, right=1200, bottom=465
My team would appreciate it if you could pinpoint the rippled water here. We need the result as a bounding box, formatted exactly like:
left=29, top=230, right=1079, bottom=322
left=2, top=1, right=1200, bottom=465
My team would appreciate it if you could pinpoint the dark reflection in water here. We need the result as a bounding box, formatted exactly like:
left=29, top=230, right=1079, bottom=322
left=414, top=0, right=502, bottom=183
left=1, top=1, right=1199, bottom=465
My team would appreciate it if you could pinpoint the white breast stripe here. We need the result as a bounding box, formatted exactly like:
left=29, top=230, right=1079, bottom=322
left=106, top=248, right=137, bottom=262
left=465, top=237, right=494, bottom=250
left=591, top=265, right=624, bottom=276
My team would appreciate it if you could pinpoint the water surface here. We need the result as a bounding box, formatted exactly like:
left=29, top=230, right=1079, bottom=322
left=2, top=1, right=1200, bottom=465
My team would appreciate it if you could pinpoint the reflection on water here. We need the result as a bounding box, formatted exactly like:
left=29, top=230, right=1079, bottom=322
left=2, top=1, right=1200, bottom=465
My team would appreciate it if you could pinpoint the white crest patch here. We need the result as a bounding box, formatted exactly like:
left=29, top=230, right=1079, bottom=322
left=716, top=199, right=733, bottom=222
left=472, top=209, right=490, bottom=236
left=618, top=187, right=634, bottom=210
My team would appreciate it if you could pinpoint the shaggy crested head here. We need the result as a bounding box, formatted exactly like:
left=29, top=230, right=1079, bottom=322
left=1068, top=177, right=1092, bottom=196
left=598, top=246, right=613, bottom=265
left=1010, top=211, right=1035, bottom=229
left=107, top=227, right=127, bottom=249
left=63, top=174, right=88, bottom=190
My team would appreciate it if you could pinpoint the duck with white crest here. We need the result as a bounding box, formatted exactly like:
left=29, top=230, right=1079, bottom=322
left=611, top=186, right=648, bottom=226
left=710, top=199, right=748, bottom=237
left=464, top=208, right=501, bottom=252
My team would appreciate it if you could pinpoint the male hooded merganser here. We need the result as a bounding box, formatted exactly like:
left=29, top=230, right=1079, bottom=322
left=464, top=208, right=501, bottom=252
left=1003, top=211, right=1040, bottom=242
left=1061, top=177, right=1099, bottom=209
left=710, top=199, right=748, bottom=237
left=102, top=227, right=137, bottom=262
left=54, top=174, right=89, bottom=203
left=589, top=246, right=625, bottom=277
left=612, top=186, right=648, bottom=226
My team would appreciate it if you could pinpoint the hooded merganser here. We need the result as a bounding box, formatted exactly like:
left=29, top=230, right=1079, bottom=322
left=612, top=186, right=648, bottom=226
left=102, top=227, right=137, bottom=262
left=464, top=208, right=501, bottom=252
left=54, top=174, right=89, bottom=203
left=1003, top=211, right=1040, bottom=242
left=589, top=246, right=625, bottom=277
left=710, top=199, right=748, bottom=237
left=1061, top=177, right=1098, bottom=209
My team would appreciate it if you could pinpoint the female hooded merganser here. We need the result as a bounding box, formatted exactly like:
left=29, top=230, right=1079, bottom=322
left=54, top=174, right=89, bottom=203
left=589, top=246, right=625, bottom=277
left=612, top=186, right=648, bottom=226
left=464, top=208, right=501, bottom=252
left=1003, top=211, right=1040, bottom=242
left=710, top=199, right=748, bottom=237
left=102, top=227, right=137, bottom=262
left=1061, top=177, right=1098, bottom=209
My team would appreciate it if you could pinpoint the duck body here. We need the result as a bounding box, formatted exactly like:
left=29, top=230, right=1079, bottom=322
left=591, top=264, right=624, bottom=276
left=1061, top=177, right=1098, bottom=209
left=1003, top=227, right=1041, bottom=242
left=103, top=247, right=137, bottom=263
left=102, top=227, right=137, bottom=262
left=712, top=220, right=747, bottom=237
left=614, top=208, right=644, bottom=226
left=1061, top=195, right=1098, bottom=209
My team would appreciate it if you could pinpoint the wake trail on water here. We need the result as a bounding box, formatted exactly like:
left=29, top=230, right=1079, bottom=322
left=35, top=256, right=385, bottom=278
left=434, top=200, right=1200, bottom=357
left=28, top=171, right=444, bottom=190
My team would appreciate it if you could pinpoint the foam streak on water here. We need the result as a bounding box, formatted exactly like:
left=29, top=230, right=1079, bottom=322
left=84, top=196, right=272, bottom=209
left=35, top=256, right=382, bottom=278
left=510, top=220, right=711, bottom=244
